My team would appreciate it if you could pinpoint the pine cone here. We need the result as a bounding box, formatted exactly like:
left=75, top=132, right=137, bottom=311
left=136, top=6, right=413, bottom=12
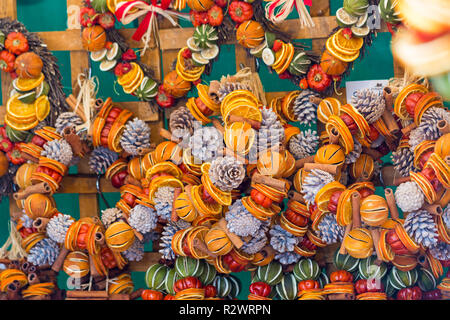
left=159, top=220, right=191, bottom=260
left=169, top=106, right=195, bottom=141
left=46, top=214, right=74, bottom=243
left=55, top=112, right=83, bottom=135
left=120, top=118, right=151, bottom=156
left=392, top=147, right=415, bottom=177
left=89, top=147, right=118, bottom=175
left=128, top=204, right=158, bottom=234
left=18, top=214, right=33, bottom=229
left=27, top=238, right=60, bottom=267
left=395, top=181, right=424, bottom=212
left=429, top=242, right=450, bottom=261
left=257, top=109, right=285, bottom=152
left=225, top=199, right=262, bottom=237
left=293, top=89, right=319, bottom=126
left=301, top=169, right=334, bottom=205
left=317, top=214, right=344, bottom=244
left=408, top=127, right=426, bottom=151
left=417, top=107, right=450, bottom=141
left=345, top=140, right=362, bottom=164
left=404, top=210, right=438, bottom=248
left=350, top=89, right=385, bottom=124
left=101, top=208, right=123, bottom=228
left=209, top=157, right=245, bottom=192
left=41, top=139, right=73, bottom=166
left=444, top=206, right=450, bottom=230
left=217, top=82, right=251, bottom=102
left=123, top=239, right=145, bottom=262
left=154, top=186, right=175, bottom=220
left=269, top=224, right=299, bottom=253
left=189, top=127, right=223, bottom=161
left=241, top=234, right=267, bottom=255
left=288, top=130, right=319, bottom=160
left=275, top=251, right=301, bottom=265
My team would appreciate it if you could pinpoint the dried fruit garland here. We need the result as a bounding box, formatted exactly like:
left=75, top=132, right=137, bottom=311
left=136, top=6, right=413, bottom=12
left=0, top=18, right=68, bottom=196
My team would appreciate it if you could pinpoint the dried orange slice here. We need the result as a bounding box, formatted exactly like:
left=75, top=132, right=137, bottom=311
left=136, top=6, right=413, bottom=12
left=7, top=94, right=36, bottom=120
left=149, top=175, right=184, bottom=202
left=14, top=73, right=45, bottom=91
left=275, top=43, right=295, bottom=74
left=118, top=62, right=140, bottom=86
left=326, top=37, right=360, bottom=62
left=34, top=95, right=50, bottom=121
left=186, top=97, right=211, bottom=125
left=224, top=121, right=255, bottom=155
left=315, top=181, right=346, bottom=213
left=146, top=161, right=183, bottom=180
left=223, top=102, right=262, bottom=126
left=4, top=114, right=38, bottom=131
left=333, top=29, right=363, bottom=52
left=394, top=83, right=428, bottom=120
left=122, top=65, right=144, bottom=94
left=197, top=84, right=220, bottom=113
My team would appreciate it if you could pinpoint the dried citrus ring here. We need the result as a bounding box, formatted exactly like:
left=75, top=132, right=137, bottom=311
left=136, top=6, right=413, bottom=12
left=323, top=282, right=355, bottom=295
left=275, top=43, right=295, bottom=74
left=149, top=175, right=184, bottom=203
left=414, top=91, right=443, bottom=125
left=378, top=229, right=394, bottom=262
left=425, top=153, right=450, bottom=188
left=224, top=121, right=256, bottom=155
left=315, top=181, right=346, bottom=213
left=336, top=189, right=358, bottom=226
left=34, top=95, right=50, bottom=121
left=326, top=115, right=354, bottom=155
left=4, top=114, right=38, bottom=131
left=6, top=94, right=36, bottom=121
left=14, top=73, right=45, bottom=91
left=394, top=223, right=420, bottom=254
left=294, top=244, right=316, bottom=257
left=279, top=211, right=308, bottom=236
left=213, top=256, right=232, bottom=274
left=326, top=36, right=360, bottom=62
left=114, top=108, right=133, bottom=126
left=410, top=171, right=437, bottom=204
left=117, top=62, right=140, bottom=86
left=413, top=140, right=435, bottom=170
left=146, top=161, right=183, bottom=180
left=175, top=192, right=197, bottom=222
left=220, top=90, right=259, bottom=115
left=340, top=104, right=370, bottom=139
left=435, top=214, right=450, bottom=244
left=191, top=185, right=222, bottom=217
left=394, top=83, right=428, bottom=120
left=186, top=226, right=209, bottom=259
left=200, top=164, right=232, bottom=206
left=306, top=230, right=327, bottom=248
left=317, top=97, right=341, bottom=124
left=197, top=84, right=220, bottom=113
left=281, top=91, right=300, bottom=121
left=97, top=97, right=114, bottom=118
left=186, top=97, right=211, bottom=124
left=334, top=29, right=364, bottom=50
left=223, top=103, right=262, bottom=126
left=293, top=168, right=307, bottom=194
left=356, top=292, right=387, bottom=300
left=107, top=121, right=124, bottom=152
left=122, top=65, right=144, bottom=94
left=272, top=42, right=288, bottom=70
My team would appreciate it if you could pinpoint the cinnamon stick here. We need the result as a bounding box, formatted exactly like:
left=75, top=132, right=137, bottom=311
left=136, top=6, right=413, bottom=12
left=228, top=115, right=261, bottom=130
left=383, top=87, right=394, bottom=112
left=362, top=147, right=383, bottom=161
left=438, top=120, right=450, bottom=135
left=351, top=192, right=361, bottom=229
left=303, top=163, right=339, bottom=175
left=309, top=96, right=322, bottom=105
left=193, top=238, right=217, bottom=258
left=20, top=152, right=39, bottom=164
left=171, top=187, right=182, bottom=222
left=401, top=122, right=417, bottom=136
left=13, top=182, right=51, bottom=200
left=251, top=173, right=286, bottom=191
left=51, top=247, right=69, bottom=273
left=381, top=110, right=400, bottom=135
left=295, top=155, right=315, bottom=169
left=124, top=175, right=142, bottom=188
left=32, top=217, right=50, bottom=233
left=159, top=128, right=180, bottom=143
left=288, top=191, right=306, bottom=203
left=65, top=290, right=109, bottom=299
left=28, top=273, right=40, bottom=285
left=109, top=294, right=130, bottom=300
left=385, top=188, right=399, bottom=220
left=217, top=218, right=243, bottom=249
left=422, top=203, right=443, bottom=216
left=95, top=98, right=104, bottom=110
left=211, top=118, right=225, bottom=135
left=66, top=94, right=87, bottom=123
left=446, top=156, right=450, bottom=167
left=329, top=127, right=340, bottom=145
left=393, top=175, right=411, bottom=186
left=95, top=232, right=105, bottom=246
left=339, top=223, right=352, bottom=255
left=369, top=228, right=383, bottom=265
left=6, top=282, right=20, bottom=300
left=130, top=288, right=145, bottom=300
left=20, top=261, right=30, bottom=274
left=137, top=147, right=154, bottom=156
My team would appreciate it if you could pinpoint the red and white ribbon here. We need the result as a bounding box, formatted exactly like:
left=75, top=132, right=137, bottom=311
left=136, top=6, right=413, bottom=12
left=115, top=0, right=189, bottom=54
left=265, top=0, right=314, bottom=27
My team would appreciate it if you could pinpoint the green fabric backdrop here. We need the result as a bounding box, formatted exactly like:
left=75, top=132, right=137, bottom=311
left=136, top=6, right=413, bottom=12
left=0, top=0, right=403, bottom=299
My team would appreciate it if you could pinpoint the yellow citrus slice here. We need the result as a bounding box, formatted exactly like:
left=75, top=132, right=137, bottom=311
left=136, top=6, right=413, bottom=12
left=34, top=95, right=51, bottom=121
left=4, top=114, right=38, bottom=131
left=14, top=73, right=45, bottom=91
left=326, top=37, right=360, bottom=62
left=122, top=66, right=144, bottom=94
left=118, top=63, right=140, bottom=86
left=333, top=29, right=364, bottom=52
left=7, top=94, right=36, bottom=120
left=223, top=103, right=262, bottom=126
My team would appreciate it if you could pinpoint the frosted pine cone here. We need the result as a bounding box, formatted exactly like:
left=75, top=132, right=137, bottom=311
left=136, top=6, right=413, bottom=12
left=317, top=214, right=345, bottom=244
left=41, top=139, right=73, bottom=166
left=301, top=169, right=334, bottom=205
left=293, top=90, right=319, bottom=126
left=269, top=225, right=299, bottom=253
left=351, top=89, right=385, bottom=124
left=408, top=127, right=426, bottom=151
left=55, top=112, right=83, bottom=135
left=154, top=186, right=175, bottom=220
left=27, top=238, right=60, bottom=266
left=18, top=214, right=33, bottom=229
left=89, top=147, right=118, bottom=175
left=241, top=234, right=267, bottom=255
left=189, top=127, right=222, bottom=161
left=225, top=199, right=262, bottom=237
left=444, top=206, right=450, bottom=230
left=218, top=82, right=251, bottom=102
left=257, top=109, right=285, bottom=152
left=275, top=251, right=301, bottom=265
left=345, top=140, right=362, bottom=164
left=288, top=130, right=319, bottom=160
left=395, top=181, right=425, bottom=212
left=159, top=220, right=190, bottom=260
left=404, top=210, right=438, bottom=248
left=209, top=157, right=245, bottom=192
left=429, top=242, right=450, bottom=261
left=169, top=106, right=195, bottom=141
left=122, top=239, right=145, bottom=262
left=417, top=107, right=450, bottom=140
left=128, top=205, right=157, bottom=234
left=101, top=208, right=123, bottom=228
left=46, top=214, right=74, bottom=243
left=120, top=118, right=151, bottom=156
left=392, top=147, right=415, bottom=177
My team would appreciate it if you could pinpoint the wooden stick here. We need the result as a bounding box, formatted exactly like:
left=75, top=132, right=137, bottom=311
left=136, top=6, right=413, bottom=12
left=65, top=290, right=109, bottom=299
left=295, top=155, right=315, bottom=169
left=217, top=218, right=243, bottom=249
left=383, top=87, right=394, bottom=112
left=251, top=173, right=286, bottom=191
left=385, top=188, right=399, bottom=220
left=20, top=152, right=40, bottom=164
left=13, top=182, right=51, bottom=200
left=89, top=254, right=101, bottom=278
left=438, top=120, right=450, bottom=135
left=422, top=203, right=443, bottom=216
left=303, top=163, right=339, bottom=175
left=351, top=192, right=361, bottom=229
left=288, top=190, right=306, bottom=203
left=339, top=223, right=352, bottom=254
left=211, top=118, right=224, bottom=135
left=381, top=110, right=400, bottom=135
left=401, top=122, right=417, bottom=136
left=228, top=115, right=261, bottom=130
left=51, top=247, right=69, bottom=273
left=109, top=294, right=131, bottom=300
left=171, top=187, right=182, bottom=222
